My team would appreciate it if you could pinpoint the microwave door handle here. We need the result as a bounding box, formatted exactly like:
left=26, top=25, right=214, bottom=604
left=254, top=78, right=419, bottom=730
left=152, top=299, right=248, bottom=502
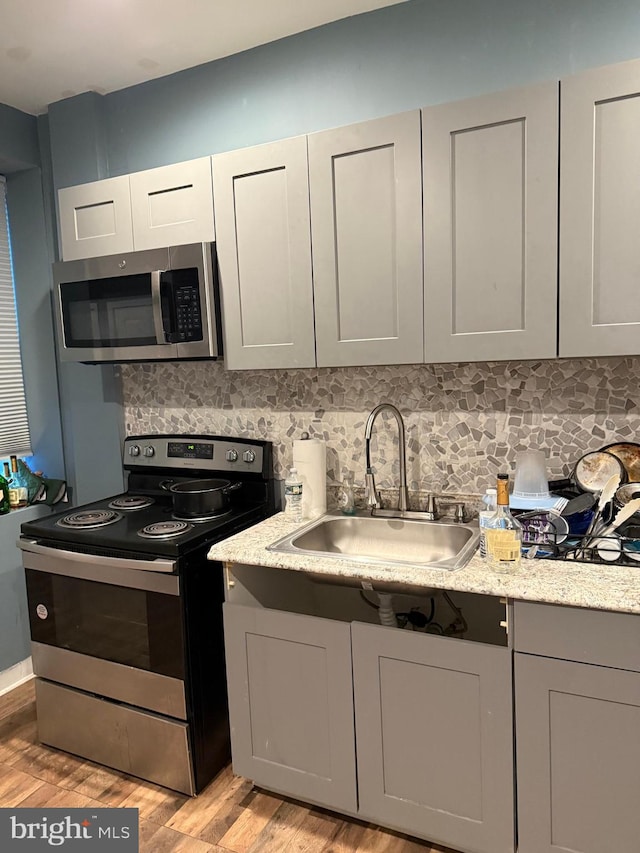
left=151, top=270, right=167, bottom=344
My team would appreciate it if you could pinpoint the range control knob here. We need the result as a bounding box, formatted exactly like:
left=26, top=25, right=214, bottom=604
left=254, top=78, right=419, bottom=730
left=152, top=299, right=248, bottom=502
left=143, top=446, right=155, bottom=457
left=242, top=450, right=256, bottom=464
left=226, top=449, right=238, bottom=462
left=129, top=445, right=140, bottom=457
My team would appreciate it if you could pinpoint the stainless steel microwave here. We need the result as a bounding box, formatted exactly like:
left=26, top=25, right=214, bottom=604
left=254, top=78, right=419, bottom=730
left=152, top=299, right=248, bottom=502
left=53, top=242, right=221, bottom=363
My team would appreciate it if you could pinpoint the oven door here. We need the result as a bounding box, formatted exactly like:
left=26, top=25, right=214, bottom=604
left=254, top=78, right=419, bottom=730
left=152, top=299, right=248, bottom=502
left=20, top=540, right=187, bottom=721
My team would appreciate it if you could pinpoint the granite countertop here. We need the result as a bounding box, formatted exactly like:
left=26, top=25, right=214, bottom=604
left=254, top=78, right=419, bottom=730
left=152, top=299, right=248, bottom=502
left=207, top=512, right=640, bottom=615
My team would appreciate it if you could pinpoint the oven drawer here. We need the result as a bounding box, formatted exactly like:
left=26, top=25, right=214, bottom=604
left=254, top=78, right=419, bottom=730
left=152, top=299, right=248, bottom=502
left=35, top=679, right=195, bottom=795
left=32, top=643, right=187, bottom=719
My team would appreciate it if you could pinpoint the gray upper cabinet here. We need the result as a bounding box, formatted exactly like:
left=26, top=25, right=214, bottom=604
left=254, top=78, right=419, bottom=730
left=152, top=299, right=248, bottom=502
left=422, top=82, right=558, bottom=362
left=58, top=176, right=134, bottom=260
left=308, top=111, right=424, bottom=367
left=560, top=58, right=640, bottom=357
left=212, top=137, right=316, bottom=369
left=352, top=622, right=515, bottom=853
left=58, top=158, right=215, bottom=261
left=129, top=157, right=215, bottom=250
left=222, top=603, right=357, bottom=813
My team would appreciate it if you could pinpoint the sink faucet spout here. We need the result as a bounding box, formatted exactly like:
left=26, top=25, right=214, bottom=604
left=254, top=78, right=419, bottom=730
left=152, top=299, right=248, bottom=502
left=364, top=403, right=409, bottom=513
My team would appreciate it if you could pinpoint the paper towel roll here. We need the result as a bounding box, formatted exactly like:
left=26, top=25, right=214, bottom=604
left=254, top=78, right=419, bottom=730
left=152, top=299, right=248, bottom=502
left=292, top=438, right=327, bottom=519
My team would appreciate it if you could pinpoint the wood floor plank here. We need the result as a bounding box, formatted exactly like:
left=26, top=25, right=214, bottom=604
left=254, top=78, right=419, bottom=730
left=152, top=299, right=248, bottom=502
left=118, top=779, right=189, bottom=824
left=193, top=779, right=255, bottom=846
left=0, top=681, right=35, bottom=720
left=242, top=798, right=310, bottom=853
left=0, top=716, right=37, bottom=763
left=282, top=806, right=344, bottom=853
left=167, top=767, right=251, bottom=838
left=139, top=818, right=221, bottom=852
left=216, top=788, right=284, bottom=853
left=354, top=825, right=436, bottom=853
left=8, top=741, right=88, bottom=786
left=0, top=763, right=47, bottom=806
left=12, top=780, right=61, bottom=808
left=320, top=817, right=369, bottom=853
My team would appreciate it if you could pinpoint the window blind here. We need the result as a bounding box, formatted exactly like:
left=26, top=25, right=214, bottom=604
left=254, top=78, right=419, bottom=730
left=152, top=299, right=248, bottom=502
left=0, top=177, right=32, bottom=457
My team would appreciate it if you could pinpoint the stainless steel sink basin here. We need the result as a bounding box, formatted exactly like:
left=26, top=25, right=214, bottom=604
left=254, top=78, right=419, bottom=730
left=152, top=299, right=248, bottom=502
left=268, top=512, right=480, bottom=581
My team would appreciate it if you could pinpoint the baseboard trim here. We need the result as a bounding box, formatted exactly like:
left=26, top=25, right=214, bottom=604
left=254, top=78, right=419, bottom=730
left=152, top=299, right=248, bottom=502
left=0, top=658, right=34, bottom=696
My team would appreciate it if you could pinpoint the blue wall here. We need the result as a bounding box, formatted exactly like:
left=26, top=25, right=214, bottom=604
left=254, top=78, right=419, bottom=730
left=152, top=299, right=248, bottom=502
left=82, top=0, right=640, bottom=176
left=0, top=106, right=65, bottom=672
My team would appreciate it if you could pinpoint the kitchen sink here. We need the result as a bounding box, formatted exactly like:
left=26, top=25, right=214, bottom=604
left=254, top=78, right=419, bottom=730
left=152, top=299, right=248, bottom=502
left=267, top=512, right=480, bottom=591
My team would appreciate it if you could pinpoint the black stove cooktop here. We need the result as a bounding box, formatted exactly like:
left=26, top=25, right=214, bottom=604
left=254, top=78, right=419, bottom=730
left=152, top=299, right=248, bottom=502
left=20, top=493, right=270, bottom=558
left=20, top=434, right=276, bottom=560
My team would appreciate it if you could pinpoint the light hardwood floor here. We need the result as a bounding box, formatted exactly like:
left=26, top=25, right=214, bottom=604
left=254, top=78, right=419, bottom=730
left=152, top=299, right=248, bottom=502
left=0, top=680, right=458, bottom=853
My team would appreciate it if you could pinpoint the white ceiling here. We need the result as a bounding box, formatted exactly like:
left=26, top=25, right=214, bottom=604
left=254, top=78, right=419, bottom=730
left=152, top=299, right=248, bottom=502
left=0, top=0, right=406, bottom=116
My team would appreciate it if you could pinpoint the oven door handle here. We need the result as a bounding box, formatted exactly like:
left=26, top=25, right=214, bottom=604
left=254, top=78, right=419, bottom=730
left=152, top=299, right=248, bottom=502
left=18, top=539, right=179, bottom=595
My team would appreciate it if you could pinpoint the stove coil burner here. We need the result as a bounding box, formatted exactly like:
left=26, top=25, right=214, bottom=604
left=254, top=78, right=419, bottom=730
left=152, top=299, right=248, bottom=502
left=57, top=509, right=123, bottom=529
left=108, top=495, right=155, bottom=511
left=138, top=520, right=194, bottom=539
left=172, top=508, right=233, bottom=524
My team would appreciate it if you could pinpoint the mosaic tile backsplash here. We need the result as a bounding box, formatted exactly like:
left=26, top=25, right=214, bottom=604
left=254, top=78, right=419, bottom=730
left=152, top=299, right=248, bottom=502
left=120, top=357, right=640, bottom=499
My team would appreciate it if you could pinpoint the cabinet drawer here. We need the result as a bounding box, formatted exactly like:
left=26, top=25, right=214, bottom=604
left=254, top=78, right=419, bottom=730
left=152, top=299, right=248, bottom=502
left=513, top=601, right=640, bottom=671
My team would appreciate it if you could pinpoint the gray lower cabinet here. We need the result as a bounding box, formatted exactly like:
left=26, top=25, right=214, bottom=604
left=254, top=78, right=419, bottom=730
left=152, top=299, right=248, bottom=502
left=222, top=603, right=357, bottom=813
left=560, top=56, right=640, bottom=357
left=352, top=623, right=514, bottom=853
left=515, top=653, right=640, bottom=853
left=422, top=82, right=558, bottom=363
left=223, top=600, right=514, bottom=853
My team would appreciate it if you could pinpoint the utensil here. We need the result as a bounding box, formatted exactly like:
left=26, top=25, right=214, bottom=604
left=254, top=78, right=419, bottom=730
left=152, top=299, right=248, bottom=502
left=560, top=492, right=596, bottom=517
left=614, top=482, right=640, bottom=519
left=577, top=473, right=621, bottom=556
left=592, top=497, right=640, bottom=540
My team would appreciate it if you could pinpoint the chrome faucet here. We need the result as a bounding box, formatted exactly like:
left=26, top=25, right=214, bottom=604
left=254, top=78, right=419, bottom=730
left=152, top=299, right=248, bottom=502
left=364, top=403, right=409, bottom=513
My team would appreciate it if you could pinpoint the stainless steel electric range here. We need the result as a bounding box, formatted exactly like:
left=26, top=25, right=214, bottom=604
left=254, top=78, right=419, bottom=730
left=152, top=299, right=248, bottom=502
left=19, top=434, right=276, bottom=795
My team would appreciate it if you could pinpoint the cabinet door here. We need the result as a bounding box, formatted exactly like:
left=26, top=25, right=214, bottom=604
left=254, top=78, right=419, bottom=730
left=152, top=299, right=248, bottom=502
left=222, top=603, right=357, bottom=812
left=308, top=111, right=423, bottom=367
left=352, top=622, right=514, bottom=853
left=129, top=157, right=215, bottom=250
left=560, top=58, right=640, bottom=356
left=212, top=138, right=316, bottom=369
left=58, top=176, right=133, bottom=260
left=515, top=653, right=640, bottom=853
left=423, top=82, right=558, bottom=362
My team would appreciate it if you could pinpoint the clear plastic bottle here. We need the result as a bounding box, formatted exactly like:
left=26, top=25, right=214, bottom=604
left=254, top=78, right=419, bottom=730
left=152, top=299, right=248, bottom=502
left=338, top=474, right=356, bottom=515
left=284, top=467, right=303, bottom=523
left=478, top=487, right=497, bottom=558
left=484, top=474, right=522, bottom=573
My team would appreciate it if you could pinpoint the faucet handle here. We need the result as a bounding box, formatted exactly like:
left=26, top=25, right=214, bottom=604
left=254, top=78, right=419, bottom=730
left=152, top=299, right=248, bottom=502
left=424, top=494, right=438, bottom=521
left=453, top=501, right=467, bottom=523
